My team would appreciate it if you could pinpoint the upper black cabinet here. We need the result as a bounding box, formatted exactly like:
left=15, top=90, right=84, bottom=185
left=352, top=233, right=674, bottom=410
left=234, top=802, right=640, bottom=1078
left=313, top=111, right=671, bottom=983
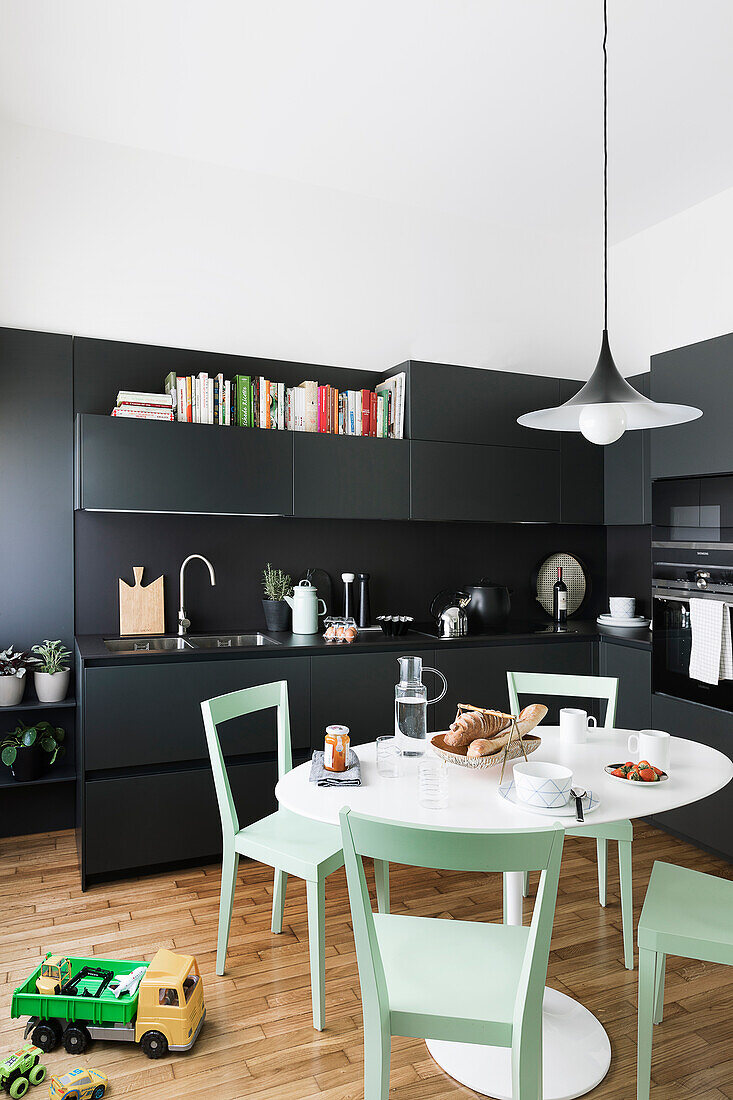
left=293, top=434, right=409, bottom=520
left=650, top=334, right=732, bottom=478
left=410, top=440, right=560, bottom=522
left=604, top=374, right=651, bottom=525
left=406, top=361, right=561, bottom=450
left=559, top=381, right=605, bottom=524
left=76, top=414, right=294, bottom=515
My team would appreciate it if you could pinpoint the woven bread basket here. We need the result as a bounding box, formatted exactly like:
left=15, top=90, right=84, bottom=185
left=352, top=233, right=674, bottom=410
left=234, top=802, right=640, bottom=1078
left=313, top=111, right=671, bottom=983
left=430, top=732, right=541, bottom=770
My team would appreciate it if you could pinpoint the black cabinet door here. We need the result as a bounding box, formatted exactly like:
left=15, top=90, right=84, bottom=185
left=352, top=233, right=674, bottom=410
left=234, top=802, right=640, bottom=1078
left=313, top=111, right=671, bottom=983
left=650, top=693, right=733, bottom=859
left=310, top=650, right=436, bottom=747
left=651, top=476, right=700, bottom=532
left=432, top=640, right=596, bottom=730
left=604, top=375, right=651, bottom=525
left=84, top=759, right=278, bottom=876
left=293, top=434, right=410, bottom=520
left=650, top=335, right=729, bottom=478
left=83, top=657, right=310, bottom=770
left=559, top=378, right=605, bottom=523
left=410, top=441, right=560, bottom=522
left=76, top=414, right=293, bottom=515
left=599, top=642, right=651, bottom=728
left=407, top=361, right=561, bottom=450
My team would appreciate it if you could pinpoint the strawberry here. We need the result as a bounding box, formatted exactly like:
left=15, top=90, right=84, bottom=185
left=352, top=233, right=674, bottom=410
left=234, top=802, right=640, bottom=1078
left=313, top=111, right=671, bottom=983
left=653, top=766, right=664, bottom=777
left=611, top=767, right=627, bottom=778
left=638, top=767, right=657, bottom=782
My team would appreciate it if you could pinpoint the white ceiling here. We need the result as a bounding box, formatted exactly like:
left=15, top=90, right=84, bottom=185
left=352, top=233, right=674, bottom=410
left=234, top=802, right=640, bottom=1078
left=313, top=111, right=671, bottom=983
left=2, top=0, right=733, bottom=244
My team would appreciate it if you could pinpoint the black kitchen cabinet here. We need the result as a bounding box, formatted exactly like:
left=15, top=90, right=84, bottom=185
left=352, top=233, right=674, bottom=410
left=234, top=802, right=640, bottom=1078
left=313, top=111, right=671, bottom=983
left=406, top=360, right=561, bottom=450
left=650, top=333, right=731, bottom=478
left=293, top=433, right=410, bottom=520
left=432, top=640, right=596, bottom=730
left=650, top=693, right=733, bottom=859
left=559, top=381, right=605, bottom=524
left=76, top=413, right=294, bottom=515
left=310, top=649, right=436, bottom=746
left=84, top=758, right=277, bottom=877
left=604, top=374, right=651, bottom=525
left=599, top=641, right=651, bottom=728
left=410, top=440, right=561, bottom=522
left=83, top=657, right=310, bottom=771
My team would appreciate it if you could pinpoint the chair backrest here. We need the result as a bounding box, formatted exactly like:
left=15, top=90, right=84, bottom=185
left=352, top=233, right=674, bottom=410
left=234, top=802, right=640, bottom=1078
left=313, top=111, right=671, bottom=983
left=201, top=681, right=292, bottom=841
left=507, top=670, right=619, bottom=728
left=339, top=808, right=564, bottom=1035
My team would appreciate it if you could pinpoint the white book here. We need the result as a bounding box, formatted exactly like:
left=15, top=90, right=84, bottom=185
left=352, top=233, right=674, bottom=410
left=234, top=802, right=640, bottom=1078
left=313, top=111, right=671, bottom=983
left=224, top=380, right=231, bottom=425
left=116, top=390, right=174, bottom=407
left=355, top=390, right=363, bottom=436
left=277, top=382, right=285, bottom=430
left=377, top=372, right=406, bottom=438
left=112, top=407, right=174, bottom=420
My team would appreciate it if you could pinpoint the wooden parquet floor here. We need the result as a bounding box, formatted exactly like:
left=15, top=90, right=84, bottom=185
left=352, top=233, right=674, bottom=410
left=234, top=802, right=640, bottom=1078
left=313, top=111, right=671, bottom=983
left=1, top=822, right=732, bottom=1099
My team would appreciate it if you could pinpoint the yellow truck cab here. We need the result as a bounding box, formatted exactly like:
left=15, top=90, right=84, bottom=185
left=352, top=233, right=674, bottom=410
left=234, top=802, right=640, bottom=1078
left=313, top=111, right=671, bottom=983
left=36, top=955, right=72, bottom=996
left=135, top=949, right=205, bottom=1056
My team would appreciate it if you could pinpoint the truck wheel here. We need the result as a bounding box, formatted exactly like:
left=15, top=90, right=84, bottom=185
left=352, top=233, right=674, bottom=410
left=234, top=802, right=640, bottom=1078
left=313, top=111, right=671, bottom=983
left=28, top=1065, right=46, bottom=1086
left=31, top=1021, right=61, bottom=1053
left=9, top=1077, right=29, bottom=1099
left=63, top=1024, right=90, bottom=1054
left=140, top=1030, right=169, bottom=1059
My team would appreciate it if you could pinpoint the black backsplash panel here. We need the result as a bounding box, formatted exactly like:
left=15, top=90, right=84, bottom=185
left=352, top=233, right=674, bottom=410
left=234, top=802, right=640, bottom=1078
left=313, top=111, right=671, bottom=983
left=606, top=525, right=651, bottom=616
left=75, top=512, right=607, bottom=635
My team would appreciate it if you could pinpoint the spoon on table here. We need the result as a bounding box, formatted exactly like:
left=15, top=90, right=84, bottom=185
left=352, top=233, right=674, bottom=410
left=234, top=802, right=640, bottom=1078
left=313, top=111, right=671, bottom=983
left=570, top=787, right=586, bottom=822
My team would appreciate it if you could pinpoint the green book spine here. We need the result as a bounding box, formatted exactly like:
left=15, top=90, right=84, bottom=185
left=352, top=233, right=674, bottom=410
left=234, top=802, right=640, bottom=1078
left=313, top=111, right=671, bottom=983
left=235, top=375, right=251, bottom=428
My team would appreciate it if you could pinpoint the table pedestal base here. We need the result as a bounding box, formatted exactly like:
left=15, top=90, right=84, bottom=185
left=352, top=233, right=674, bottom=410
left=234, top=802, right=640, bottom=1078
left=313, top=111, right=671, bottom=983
left=426, top=987, right=611, bottom=1100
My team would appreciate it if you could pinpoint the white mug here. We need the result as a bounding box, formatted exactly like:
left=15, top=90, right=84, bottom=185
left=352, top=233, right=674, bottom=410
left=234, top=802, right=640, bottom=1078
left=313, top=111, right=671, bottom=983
left=627, top=729, right=671, bottom=774
left=559, top=707, right=598, bottom=744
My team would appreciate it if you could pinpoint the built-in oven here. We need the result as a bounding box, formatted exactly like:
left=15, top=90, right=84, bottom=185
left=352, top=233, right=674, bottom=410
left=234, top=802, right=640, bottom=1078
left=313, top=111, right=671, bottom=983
left=652, top=473, right=733, bottom=711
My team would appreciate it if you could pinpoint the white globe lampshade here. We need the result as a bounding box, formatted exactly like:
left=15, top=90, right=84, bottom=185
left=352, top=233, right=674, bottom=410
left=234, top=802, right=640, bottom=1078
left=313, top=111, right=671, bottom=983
left=578, top=403, right=627, bottom=445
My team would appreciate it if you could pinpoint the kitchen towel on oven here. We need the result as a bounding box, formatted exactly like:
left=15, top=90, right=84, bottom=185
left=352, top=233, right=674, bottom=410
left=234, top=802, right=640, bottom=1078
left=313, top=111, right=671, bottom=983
left=689, top=598, right=733, bottom=685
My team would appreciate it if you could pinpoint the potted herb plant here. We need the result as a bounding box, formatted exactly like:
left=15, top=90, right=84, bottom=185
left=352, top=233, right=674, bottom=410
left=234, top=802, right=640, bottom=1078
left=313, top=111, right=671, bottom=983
left=261, top=563, right=293, bottom=632
left=31, top=640, right=72, bottom=703
left=0, top=647, right=38, bottom=707
left=1, top=720, right=65, bottom=782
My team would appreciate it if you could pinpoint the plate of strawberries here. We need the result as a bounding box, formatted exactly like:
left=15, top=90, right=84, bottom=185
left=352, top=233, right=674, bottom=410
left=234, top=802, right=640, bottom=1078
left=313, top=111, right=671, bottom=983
left=605, top=760, right=668, bottom=783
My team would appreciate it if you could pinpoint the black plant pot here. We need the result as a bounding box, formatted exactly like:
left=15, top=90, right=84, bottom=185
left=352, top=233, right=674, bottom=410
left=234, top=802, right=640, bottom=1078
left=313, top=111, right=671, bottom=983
left=262, top=599, right=290, bottom=632
left=10, top=745, right=44, bottom=782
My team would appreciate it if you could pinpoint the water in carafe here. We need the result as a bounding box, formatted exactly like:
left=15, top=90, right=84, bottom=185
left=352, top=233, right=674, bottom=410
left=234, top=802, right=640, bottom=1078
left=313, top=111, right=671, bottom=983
left=394, top=655, right=447, bottom=756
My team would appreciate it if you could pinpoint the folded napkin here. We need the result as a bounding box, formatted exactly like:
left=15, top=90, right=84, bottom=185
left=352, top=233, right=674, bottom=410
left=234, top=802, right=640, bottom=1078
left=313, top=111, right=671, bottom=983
left=689, top=598, right=733, bottom=685
left=309, top=748, right=362, bottom=787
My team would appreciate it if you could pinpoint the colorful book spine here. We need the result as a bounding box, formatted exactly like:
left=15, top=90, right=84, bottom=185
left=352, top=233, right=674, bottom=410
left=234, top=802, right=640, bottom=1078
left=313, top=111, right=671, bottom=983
left=175, top=378, right=186, bottom=422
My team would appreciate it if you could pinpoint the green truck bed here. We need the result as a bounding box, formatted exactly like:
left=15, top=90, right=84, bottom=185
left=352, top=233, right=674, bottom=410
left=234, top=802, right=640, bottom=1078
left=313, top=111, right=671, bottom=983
left=11, top=956, right=148, bottom=1026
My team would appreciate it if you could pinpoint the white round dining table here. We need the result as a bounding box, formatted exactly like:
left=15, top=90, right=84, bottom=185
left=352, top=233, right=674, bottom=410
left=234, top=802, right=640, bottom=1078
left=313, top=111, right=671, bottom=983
left=275, top=726, right=733, bottom=1100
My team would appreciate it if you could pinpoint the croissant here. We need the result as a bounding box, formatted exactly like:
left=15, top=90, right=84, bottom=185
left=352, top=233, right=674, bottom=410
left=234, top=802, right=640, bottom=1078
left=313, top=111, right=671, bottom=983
left=443, top=707, right=511, bottom=748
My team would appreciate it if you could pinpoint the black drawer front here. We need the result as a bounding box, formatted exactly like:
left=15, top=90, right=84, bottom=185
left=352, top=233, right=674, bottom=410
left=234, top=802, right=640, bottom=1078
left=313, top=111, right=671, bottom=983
left=84, top=760, right=277, bottom=875
left=84, top=657, right=310, bottom=770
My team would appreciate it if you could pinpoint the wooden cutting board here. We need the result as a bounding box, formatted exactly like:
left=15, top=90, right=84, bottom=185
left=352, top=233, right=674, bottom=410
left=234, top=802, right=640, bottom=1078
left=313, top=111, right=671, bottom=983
left=119, top=567, right=165, bottom=636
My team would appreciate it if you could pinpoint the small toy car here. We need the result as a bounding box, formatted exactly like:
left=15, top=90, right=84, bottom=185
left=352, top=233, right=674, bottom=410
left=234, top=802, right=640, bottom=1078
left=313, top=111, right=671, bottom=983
left=48, top=1068, right=108, bottom=1099
left=0, top=1043, right=46, bottom=1097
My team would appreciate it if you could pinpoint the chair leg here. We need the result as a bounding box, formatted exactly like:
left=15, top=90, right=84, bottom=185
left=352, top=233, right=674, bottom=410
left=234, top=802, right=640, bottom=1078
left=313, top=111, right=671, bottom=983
left=271, top=869, right=288, bottom=934
left=512, top=1026, right=542, bottom=1100
left=363, top=1018, right=391, bottom=1100
left=216, top=847, right=239, bottom=976
left=618, top=840, right=634, bottom=970
left=374, top=859, right=390, bottom=914
left=596, top=837, right=608, bottom=907
left=637, top=947, right=657, bottom=1100
left=522, top=870, right=530, bottom=898
left=653, top=952, right=666, bottom=1025
left=306, top=877, right=326, bottom=1031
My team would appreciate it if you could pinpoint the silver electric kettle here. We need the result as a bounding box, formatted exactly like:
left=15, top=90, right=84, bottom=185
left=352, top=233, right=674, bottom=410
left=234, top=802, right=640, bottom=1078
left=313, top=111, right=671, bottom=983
left=430, top=590, right=471, bottom=638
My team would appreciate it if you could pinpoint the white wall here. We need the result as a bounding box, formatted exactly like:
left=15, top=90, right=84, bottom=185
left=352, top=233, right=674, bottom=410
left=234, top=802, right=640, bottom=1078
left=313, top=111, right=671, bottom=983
left=0, top=119, right=601, bottom=376
left=610, top=186, right=733, bottom=376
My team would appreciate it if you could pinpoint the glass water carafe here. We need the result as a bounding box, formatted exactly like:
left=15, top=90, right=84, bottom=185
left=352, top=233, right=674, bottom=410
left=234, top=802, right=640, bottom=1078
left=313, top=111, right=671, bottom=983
left=395, top=655, right=447, bottom=756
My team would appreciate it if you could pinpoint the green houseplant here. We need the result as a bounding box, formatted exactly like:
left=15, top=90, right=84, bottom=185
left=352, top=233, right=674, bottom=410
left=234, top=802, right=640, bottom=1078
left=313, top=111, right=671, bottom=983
left=261, top=563, right=293, bottom=632
left=0, top=647, right=39, bottom=708
left=1, top=720, right=65, bottom=782
left=31, top=640, right=72, bottom=703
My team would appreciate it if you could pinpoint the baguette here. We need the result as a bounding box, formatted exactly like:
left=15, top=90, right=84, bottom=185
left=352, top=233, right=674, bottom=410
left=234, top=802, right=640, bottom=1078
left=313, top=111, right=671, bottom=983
left=515, top=703, right=548, bottom=737
left=466, top=732, right=512, bottom=758
left=444, top=707, right=511, bottom=748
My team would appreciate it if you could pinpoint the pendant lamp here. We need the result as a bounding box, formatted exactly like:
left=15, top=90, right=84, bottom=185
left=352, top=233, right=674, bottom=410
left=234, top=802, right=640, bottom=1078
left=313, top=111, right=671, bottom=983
left=517, top=0, right=702, bottom=445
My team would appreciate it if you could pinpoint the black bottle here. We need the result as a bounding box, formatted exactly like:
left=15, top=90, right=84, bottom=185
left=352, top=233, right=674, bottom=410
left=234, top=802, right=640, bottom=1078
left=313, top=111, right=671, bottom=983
left=553, top=566, right=568, bottom=625
left=356, top=572, right=371, bottom=628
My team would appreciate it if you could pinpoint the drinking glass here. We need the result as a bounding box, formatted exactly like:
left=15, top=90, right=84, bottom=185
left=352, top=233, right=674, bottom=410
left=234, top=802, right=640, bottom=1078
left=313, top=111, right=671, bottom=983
left=376, top=735, right=401, bottom=778
left=418, top=754, right=449, bottom=810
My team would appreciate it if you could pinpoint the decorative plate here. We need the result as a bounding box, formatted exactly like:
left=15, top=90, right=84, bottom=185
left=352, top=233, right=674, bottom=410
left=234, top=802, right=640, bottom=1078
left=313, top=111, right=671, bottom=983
left=534, top=552, right=588, bottom=618
left=604, top=763, right=668, bottom=784
left=499, top=779, right=600, bottom=817
left=430, top=732, right=541, bottom=770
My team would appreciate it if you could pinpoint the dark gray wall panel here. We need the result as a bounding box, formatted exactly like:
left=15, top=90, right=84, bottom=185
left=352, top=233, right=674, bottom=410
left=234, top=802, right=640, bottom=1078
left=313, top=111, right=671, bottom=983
left=559, top=380, right=605, bottom=524
left=604, top=374, right=651, bottom=524
left=605, top=526, right=651, bottom=618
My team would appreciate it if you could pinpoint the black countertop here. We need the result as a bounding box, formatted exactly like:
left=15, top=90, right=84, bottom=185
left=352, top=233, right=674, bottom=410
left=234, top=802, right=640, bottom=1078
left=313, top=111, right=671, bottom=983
left=76, top=619, right=651, bottom=666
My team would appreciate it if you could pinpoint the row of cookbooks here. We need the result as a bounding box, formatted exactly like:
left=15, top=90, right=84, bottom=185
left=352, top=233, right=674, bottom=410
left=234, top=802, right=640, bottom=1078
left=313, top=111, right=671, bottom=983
left=111, top=371, right=406, bottom=438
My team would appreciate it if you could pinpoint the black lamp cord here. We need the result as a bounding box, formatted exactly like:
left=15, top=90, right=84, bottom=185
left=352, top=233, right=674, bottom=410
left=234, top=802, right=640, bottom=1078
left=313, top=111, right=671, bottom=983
left=603, top=0, right=608, bottom=331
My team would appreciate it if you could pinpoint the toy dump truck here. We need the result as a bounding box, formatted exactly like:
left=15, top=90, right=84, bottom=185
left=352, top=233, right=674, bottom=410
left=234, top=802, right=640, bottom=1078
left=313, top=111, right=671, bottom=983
left=11, top=950, right=205, bottom=1060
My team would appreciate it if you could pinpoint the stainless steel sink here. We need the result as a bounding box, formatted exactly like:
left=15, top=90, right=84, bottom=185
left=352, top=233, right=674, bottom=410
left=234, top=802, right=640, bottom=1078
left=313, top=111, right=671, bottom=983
left=103, top=636, right=195, bottom=653
left=189, top=633, right=280, bottom=648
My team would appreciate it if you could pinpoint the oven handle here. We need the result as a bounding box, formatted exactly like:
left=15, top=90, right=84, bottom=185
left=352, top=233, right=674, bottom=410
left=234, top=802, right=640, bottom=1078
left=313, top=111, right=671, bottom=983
left=653, top=592, right=690, bottom=602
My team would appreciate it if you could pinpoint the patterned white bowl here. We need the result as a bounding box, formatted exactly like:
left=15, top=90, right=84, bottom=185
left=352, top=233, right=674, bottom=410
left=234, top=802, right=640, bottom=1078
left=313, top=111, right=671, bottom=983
left=512, top=761, right=573, bottom=809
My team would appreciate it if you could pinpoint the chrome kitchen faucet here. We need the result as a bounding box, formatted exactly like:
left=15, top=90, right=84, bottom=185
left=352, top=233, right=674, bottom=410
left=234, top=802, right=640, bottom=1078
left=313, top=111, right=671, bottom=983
left=178, top=554, right=216, bottom=635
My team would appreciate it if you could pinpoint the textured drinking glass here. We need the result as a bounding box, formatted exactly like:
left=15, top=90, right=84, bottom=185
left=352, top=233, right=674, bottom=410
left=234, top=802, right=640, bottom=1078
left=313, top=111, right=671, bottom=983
left=376, top=735, right=401, bottom=778
left=418, top=755, right=449, bottom=810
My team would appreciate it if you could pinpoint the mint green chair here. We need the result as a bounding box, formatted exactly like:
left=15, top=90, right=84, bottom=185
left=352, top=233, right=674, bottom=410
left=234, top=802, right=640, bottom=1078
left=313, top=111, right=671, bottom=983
left=507, top=671, right=633, bottom=970
left=340, top=807, right=564, bottom=1100
left=637, top=861, right=733, bottom=1100
left=201, top=680, right=345, bottom=1030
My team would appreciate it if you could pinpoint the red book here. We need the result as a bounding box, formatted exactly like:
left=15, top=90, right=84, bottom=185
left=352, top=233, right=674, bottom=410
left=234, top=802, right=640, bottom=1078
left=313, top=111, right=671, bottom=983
left=361, top=388, right=370, bottom=436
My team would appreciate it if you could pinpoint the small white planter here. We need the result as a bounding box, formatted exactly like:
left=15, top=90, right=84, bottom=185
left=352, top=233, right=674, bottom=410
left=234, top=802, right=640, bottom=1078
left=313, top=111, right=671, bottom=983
left=34, top=669, right=70, bottom=704
left=0, top=674, right=26, bottom=707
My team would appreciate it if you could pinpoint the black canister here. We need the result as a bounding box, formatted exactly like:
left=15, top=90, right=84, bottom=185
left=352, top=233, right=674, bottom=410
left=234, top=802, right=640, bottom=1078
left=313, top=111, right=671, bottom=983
left=356, top=572, right=371, bottom=628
